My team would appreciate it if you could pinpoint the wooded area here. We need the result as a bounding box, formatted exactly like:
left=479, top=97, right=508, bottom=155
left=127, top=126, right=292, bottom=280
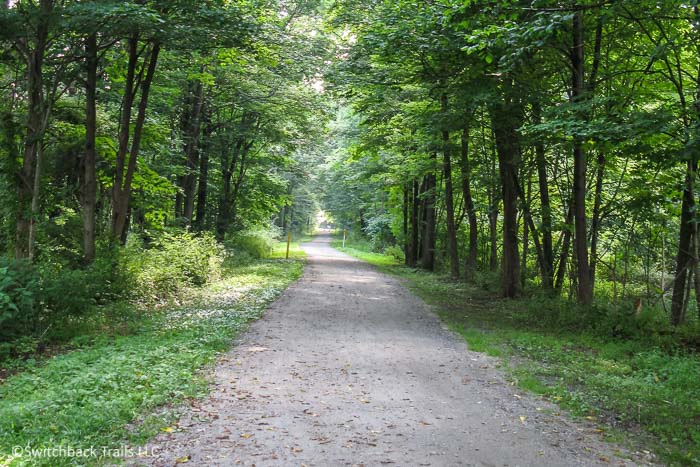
left=1, top=0, right=700, bottom=465
left=0, top=0, right=329, bottom=346
left=323, top=0, right=700, bottom=333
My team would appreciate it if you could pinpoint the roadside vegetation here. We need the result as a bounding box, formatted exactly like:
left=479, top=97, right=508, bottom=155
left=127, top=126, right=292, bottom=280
left=333, top=233, right=700, bottom=465
left=0, top=233, right=306, bottom=466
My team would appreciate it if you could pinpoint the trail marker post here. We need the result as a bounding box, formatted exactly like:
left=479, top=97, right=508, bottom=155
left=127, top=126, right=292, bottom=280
left=343, top=229, right=347, bottom=248
left=286, top=231, right=291, bottom=259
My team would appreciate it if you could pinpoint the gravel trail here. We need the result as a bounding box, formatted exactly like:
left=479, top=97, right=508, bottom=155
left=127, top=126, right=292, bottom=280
left=134, top=234, right=642, bottom=466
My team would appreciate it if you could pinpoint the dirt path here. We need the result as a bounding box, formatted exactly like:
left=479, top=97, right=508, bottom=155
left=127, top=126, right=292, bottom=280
left=134, top=235, right=641, bottom=466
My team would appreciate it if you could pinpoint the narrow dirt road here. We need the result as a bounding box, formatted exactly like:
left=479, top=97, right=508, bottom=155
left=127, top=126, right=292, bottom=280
left=135, top=235, right=638, bottom=466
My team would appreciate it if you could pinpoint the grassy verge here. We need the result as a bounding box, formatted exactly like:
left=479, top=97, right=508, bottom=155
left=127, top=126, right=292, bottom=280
left=270, top=233, right=314, bottom=260
left=0, top=250, right=304, bottom=467
left=332, top=238, right=700, bottom=465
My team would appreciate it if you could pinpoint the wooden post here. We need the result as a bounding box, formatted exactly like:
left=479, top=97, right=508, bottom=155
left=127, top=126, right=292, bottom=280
left=286, top=231, right=291, bottom=259
left=343, top=229, right=347, bottom=248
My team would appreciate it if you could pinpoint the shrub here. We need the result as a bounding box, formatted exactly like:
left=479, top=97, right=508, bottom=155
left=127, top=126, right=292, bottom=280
left=0, top=259, right=39, bottom=342
left=363, top=213, right=394, bottom=251
left=225, top=226, right=279, bottom=261
left=383, top=244, right=405, bottom=261
left=129, top=232, right=224, bottom=303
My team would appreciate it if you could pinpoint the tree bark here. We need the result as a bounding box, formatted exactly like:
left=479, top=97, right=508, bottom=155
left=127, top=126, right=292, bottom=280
left=194, top=114, right=212, bottom=232
left=421, top=162, right=437, bottom=271
left=490, top=92, right=521, bottom=298
left=112, top=40, right=161, bottom=243
left=532, top=103, right=554, bottom=288
left=555, top=205, right=574, bottom=293
left=460, top=126, right=478, bottom=278
left=407, top=179, right=419, bottom=267
left=182, top=78, right=205, bottom=223
left=15, top=1, right=51, bottom=260
left=671, top=162, right=695, bottom=325
left=403, top=182, right=409, bottom=265
left=571, top=10, right=594, bottom=304
left=441, top=95, right=459, bottom=278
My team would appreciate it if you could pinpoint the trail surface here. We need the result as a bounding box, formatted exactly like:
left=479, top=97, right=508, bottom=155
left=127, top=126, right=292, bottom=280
left=135, top=234, right=640, bottom=466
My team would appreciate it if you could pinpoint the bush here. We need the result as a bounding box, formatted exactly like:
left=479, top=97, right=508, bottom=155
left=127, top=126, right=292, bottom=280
left=129, top=232, right=224, bottom=303
left=225, top=226, right=279, bottom=262
left=0, top=258, right=39, bottom=341
left=363, top=213, right=394, bottom=251
left=383, top=244, right=405, bottom=261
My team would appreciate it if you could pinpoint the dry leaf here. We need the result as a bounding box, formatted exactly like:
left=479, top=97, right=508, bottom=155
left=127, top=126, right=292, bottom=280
left=519, top=416, right=527, bottom=424
left=240, top=433, right=254, bottom=439
left=175, top=456, right=191, bottom=464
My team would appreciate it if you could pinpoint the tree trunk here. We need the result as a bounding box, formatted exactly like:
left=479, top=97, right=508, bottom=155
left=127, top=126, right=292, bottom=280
left=82, top=33, right=98, bottom=264
left=589, top=150, right=606, bottom=292
left=408, top=179, right=419, bottom=267
left=489, top=199, right=498, bottom=272
left=15, top=2, right=50, bottom=260
left=490, top=89, right=521, bottom=298
left=403, top=183, right=409, bottom=265
left=671, top=162, right=696, bottom=325
left=533, top=103, right=554, bottom=288
left=194, top=116, right=212, bottom=232
left=421, top=163, right=437, bottom=271
left=182, top=79, right=205, bottom=223
left=571, top=10, right=593, bottom=304
left=460, top=126, right=478, bottom=278
left=555, top=205, right=574, bottom=293
left=112, top=40, right=161, bottom=242
left=441, top=95, right=459, bottom=278
left=521, top=169, right=532, bottom=288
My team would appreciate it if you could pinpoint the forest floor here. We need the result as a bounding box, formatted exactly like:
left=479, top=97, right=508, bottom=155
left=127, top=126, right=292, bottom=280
left=133, top=234, right=648, bottom=466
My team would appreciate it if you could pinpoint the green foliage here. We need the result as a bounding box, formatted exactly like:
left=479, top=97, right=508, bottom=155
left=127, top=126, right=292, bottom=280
left=363, top=213, right=394, bottom=251
left=225, top=226, right=280, bottom=262
left=383, top=244, right=405, bottom=261
left=0, top=259, right=39, bottom=341
left=0, top=258, right=303, bottom=467
left=129, top=232, right=224, bottom=303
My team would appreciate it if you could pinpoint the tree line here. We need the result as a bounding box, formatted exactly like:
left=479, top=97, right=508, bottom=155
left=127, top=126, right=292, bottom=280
left=0, top=0, right=326, bottom=269
left=322, top=0, right=699, bottom=326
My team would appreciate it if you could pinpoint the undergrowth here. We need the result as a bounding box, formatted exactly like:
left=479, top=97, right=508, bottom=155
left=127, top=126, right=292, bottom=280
left=0, top=243, right=305, bottom=466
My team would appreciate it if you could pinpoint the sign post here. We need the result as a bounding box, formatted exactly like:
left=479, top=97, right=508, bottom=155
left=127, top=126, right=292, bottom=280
left=285, top=231, right=291, bottom=259
left=342, top=229, right=347, bottom=248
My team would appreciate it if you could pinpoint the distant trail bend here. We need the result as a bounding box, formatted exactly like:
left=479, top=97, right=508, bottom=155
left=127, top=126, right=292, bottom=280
left=135, top=234, right=640, bottom=466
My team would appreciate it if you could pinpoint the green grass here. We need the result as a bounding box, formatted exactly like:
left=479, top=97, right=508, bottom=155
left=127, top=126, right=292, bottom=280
left=270, top=234, right=313, bottom=260
left=0, top=258, right=304, bottom=466
left=333, top=237, right=700, bottom=466
left=331, top=240, right=403, bottom=267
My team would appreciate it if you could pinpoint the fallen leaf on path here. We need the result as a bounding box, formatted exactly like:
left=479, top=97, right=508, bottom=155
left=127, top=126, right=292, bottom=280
left=161, top=426, right=175, bottom=433
left=240, top=433, right=254, bottom=439
left=519, top=416, right=527, bottom=424
left=419, top=421, right=431, bottom=426
left=175, top=456, right=191, bottom=464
